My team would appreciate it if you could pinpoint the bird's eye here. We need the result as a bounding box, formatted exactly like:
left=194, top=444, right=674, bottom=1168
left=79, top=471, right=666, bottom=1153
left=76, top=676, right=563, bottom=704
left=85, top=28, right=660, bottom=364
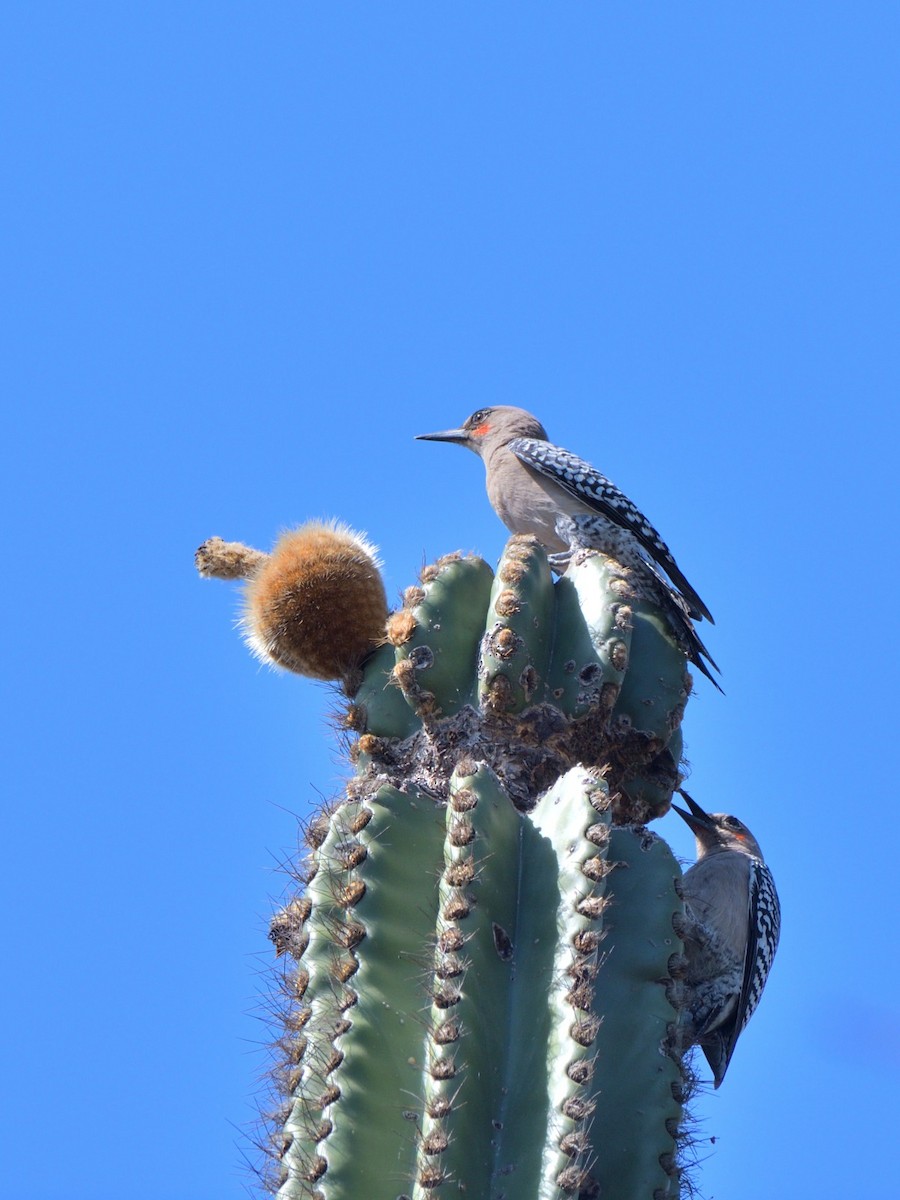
left=723, top=815, right=743, bottom=831
left=468, top=408, right=492, bottom=428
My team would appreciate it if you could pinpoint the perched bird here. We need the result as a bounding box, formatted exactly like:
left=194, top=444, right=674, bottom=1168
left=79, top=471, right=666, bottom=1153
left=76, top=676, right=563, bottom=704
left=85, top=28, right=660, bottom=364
left=672, top=791, right=781, bottom=1087
left=417, top=405, right=720, bottom=689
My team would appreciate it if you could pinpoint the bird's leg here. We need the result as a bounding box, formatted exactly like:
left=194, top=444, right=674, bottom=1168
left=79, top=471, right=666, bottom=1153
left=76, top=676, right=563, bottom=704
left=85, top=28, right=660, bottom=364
left=546, top=515, right=580, bottom=573
left=546, top=550, right=572, bottom=574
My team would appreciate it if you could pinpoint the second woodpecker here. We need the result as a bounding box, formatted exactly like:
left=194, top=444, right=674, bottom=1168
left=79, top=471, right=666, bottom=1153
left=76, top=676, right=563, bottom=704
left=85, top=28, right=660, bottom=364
left=417, top=405, right=720, bottom=689
left=673, top=792, right=781, bottom=1087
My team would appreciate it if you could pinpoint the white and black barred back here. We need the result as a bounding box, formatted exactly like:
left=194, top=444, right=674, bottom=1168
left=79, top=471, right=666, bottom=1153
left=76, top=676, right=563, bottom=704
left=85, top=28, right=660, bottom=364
left=509, top=436, right=715, bottom=625
left=509, top=437, right=721, bottom=689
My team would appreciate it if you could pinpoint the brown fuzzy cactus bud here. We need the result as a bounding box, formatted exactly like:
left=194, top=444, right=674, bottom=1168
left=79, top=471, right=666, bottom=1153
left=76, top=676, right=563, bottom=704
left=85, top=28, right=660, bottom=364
left=241, top=521, right=388, bottom=683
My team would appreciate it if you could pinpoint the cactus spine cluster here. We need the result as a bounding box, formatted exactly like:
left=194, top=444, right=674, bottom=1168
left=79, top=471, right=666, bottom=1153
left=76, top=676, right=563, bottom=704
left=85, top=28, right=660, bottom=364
left=200, top=526, right=694, bottom=1198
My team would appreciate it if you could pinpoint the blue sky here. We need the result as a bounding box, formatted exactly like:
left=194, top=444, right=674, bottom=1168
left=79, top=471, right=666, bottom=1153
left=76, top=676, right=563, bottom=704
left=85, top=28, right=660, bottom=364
left=4, top=5, right=898, bottom=1197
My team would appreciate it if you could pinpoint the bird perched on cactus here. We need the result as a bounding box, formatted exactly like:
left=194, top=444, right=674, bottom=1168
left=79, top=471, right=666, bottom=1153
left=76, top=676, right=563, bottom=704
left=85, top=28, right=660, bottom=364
left=673, top=791, right=781, bottom=1087
left=417, top=405, right=720, bottom=689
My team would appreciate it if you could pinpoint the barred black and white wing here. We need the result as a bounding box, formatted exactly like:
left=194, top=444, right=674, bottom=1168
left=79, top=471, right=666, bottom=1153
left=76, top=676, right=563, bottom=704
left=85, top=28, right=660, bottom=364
left=721, top=858, right=781, bottom=1080
left=510, top=436, right=714, bottom=624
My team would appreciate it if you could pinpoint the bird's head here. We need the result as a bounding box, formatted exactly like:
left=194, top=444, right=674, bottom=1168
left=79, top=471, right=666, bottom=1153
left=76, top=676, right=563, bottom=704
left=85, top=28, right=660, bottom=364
left=416, top=406, right=548, bottom=457
left=672, top=790, right=765, bottom=859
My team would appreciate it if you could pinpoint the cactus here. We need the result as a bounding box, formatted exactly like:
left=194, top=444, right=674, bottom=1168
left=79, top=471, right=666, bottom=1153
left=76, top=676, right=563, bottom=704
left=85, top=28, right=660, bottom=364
left=199, top=527, right=696, bottom=1198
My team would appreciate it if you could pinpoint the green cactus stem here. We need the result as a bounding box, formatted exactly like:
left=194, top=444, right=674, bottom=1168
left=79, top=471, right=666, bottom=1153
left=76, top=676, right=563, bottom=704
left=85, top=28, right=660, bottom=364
left=590, top=828, right=686, bottom=1199
left=542, top=551, right=632, bottom=719
left=349, top=535, right=688, bottom=823
left=198, top=530, right=704, bottom=1196
left=274, top=782, right=446, bottom=1196
left=387, top=552, right=496, bottom=718
left=271, top=765, right=684, bottom=1199
left=418, top=763, right=613, bottom=1196
left=477, top=534, right=556, bottom=715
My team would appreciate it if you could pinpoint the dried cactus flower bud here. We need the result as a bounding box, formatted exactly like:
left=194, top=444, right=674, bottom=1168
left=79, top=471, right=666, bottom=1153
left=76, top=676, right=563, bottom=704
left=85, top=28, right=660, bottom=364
left=242, top=521, right=388, bottom=682
left=195, top=536, right=268, bottom=580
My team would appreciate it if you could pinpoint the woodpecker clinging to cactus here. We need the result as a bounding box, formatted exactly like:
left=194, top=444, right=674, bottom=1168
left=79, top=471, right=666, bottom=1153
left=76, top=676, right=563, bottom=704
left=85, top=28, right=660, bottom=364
left=417, top=405, right=721, bottom=689
left=672, top=791, right=781, bottom=1087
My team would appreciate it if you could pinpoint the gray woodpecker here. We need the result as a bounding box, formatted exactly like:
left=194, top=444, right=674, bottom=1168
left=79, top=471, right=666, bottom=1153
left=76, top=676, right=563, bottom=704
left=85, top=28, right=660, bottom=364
left=672, top=791, right=781, bottom=1087
left=417, top=405, right=721, bottom=690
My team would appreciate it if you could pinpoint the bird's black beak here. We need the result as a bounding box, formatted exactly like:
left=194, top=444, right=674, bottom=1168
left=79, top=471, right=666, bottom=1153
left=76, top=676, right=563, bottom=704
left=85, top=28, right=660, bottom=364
left=415, top=427, right=469, bottom=444
left=671, top=790, right=715, bottom=834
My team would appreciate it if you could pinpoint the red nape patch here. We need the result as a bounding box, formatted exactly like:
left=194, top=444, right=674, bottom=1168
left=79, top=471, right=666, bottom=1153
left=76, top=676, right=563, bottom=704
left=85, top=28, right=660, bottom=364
left=472, top=422, right=492, bottom=438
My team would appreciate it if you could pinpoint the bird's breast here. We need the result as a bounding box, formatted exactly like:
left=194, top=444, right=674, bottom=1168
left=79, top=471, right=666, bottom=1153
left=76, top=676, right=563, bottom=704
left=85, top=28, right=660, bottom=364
left=485, top=453, right=571, bottom=553
left=683, top=852, right=751, bottom=961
